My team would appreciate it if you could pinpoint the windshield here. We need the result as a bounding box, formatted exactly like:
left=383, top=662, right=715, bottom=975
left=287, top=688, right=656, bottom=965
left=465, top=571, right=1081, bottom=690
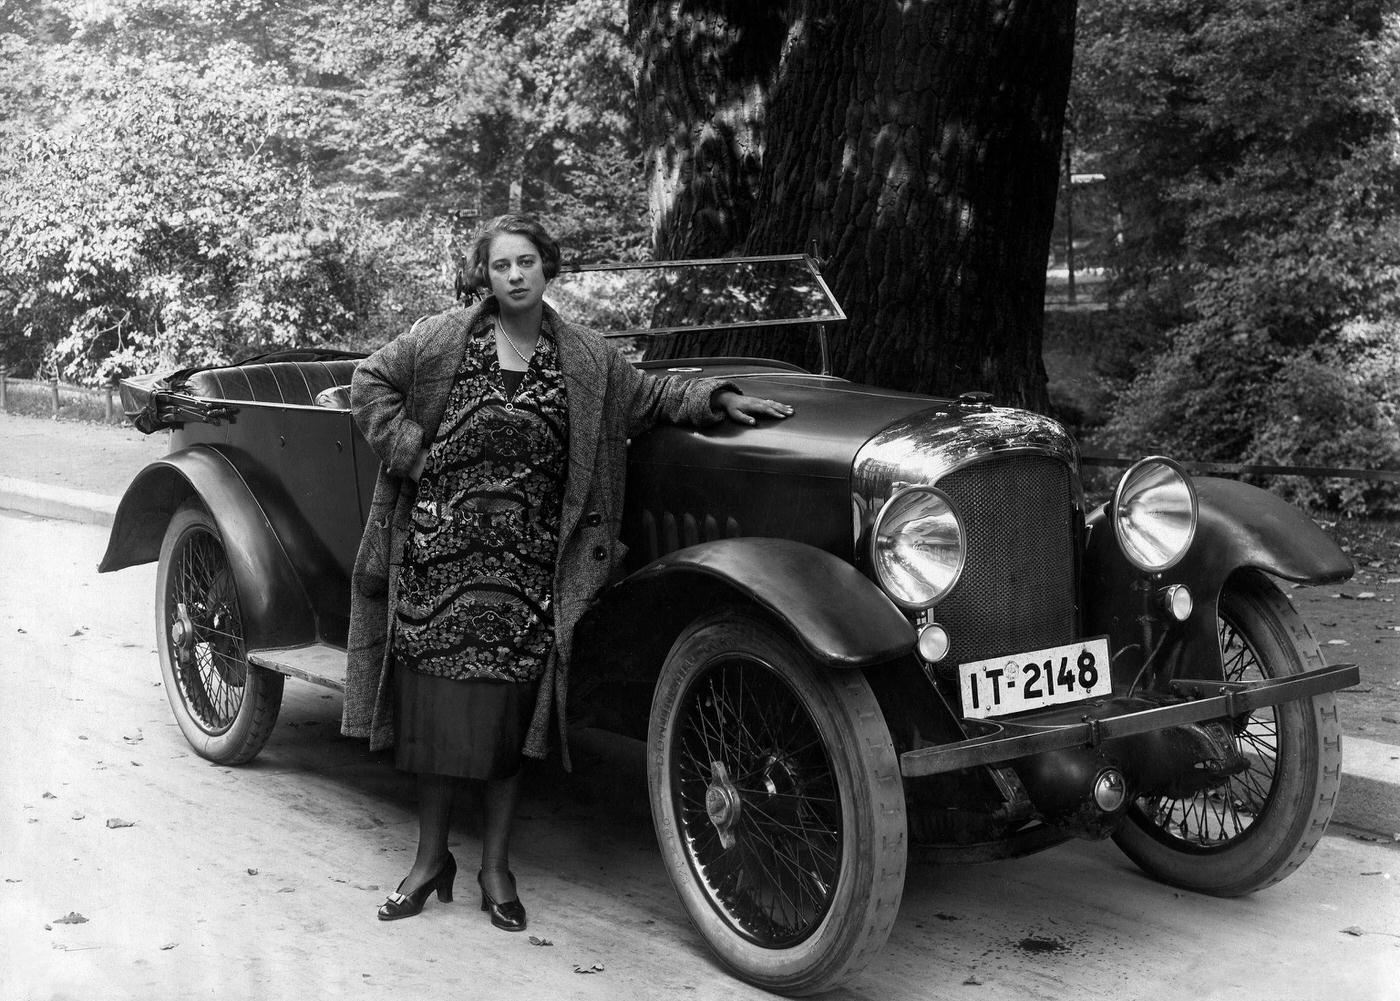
left=543, top=255, right=844, bottom=339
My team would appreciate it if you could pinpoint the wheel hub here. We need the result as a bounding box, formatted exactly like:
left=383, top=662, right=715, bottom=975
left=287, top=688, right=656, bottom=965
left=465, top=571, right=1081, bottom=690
left=705, top=761, right=741, bottom=850
left=170, top=602, right=195, bottom=659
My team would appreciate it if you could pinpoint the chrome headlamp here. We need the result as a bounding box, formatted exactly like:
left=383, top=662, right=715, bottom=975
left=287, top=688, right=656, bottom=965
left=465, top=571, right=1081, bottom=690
left=870, top=486, right=966, bottom=609
left=1112, top=457, right=1198, bottom=573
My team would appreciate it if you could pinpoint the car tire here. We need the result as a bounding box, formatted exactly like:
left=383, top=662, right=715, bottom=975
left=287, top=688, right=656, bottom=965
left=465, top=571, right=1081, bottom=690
left=156, top=502, right=283, bottom=764
left=1112, top=570, right=1341, bottom=896
left=647, top=608, right=907, bottom=996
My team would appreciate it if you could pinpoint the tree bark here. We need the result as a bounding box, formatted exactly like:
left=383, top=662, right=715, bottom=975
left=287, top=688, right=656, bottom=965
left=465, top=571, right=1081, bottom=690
left=628, top=0, right=786, bottom=259
left=632, top=0, right=1076, bottom=410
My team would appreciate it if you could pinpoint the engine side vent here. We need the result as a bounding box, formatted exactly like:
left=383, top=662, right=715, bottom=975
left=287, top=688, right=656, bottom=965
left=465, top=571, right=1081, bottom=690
left=639, top=509, right=742, bottom=562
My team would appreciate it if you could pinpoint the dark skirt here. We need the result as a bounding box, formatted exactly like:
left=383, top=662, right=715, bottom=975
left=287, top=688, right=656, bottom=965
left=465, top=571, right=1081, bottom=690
left=394, top=664, right=538, bottom=781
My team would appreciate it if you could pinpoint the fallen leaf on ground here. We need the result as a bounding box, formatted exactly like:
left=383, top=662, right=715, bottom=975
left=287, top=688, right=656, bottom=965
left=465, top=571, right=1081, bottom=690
left=122, top=732, right=143, bottom=745
left=1326, top=639, right=1349, bottom=646
left=160, top=942, right=177, bottom=951
left=351, top=883, right=379, bottom=892
left=1342, top=926, right=1366, bottom=936
left=963, top=975, right=983, bottom=986
left=42, top=792, right=56, bottom=799
left=70, top=811, right=84, bottom=821
left=528, top=935, right=553, bottom=946
left=277, top=886, right=295, bottom=893
left=52, top=912, right=88, bottom=925
left=572, top=962, right=605, bottom=974
left=105, top=818, right=135, bottom=829
left=1357, top=592, right=1377, bottom=599
left=246, top=868, right=259, bottom=875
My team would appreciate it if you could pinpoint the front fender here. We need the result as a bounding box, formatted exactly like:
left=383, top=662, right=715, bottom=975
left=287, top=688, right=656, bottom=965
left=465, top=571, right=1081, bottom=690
left=574, top=537, right=914, bottom=684
left=1085, top=476, right=1352, bottom=683
left=98, top=446, right=314, bottom=649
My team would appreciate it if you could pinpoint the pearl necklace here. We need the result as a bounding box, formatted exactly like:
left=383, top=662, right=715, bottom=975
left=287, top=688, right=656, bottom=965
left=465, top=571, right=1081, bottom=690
left=495, top=319, right=537, bottom=368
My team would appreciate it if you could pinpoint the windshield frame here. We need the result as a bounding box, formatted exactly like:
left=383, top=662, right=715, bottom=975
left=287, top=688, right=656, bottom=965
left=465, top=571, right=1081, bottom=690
left=545, top=253, right=845, bottom=374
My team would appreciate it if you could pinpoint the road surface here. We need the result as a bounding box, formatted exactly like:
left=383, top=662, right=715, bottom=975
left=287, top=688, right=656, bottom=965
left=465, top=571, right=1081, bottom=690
left=1, top=512, right=1396, bottom=1000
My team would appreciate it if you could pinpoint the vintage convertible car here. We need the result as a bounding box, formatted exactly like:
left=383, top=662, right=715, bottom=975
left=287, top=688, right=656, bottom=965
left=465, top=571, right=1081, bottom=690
left=100, top=256, right=1359, bottom=995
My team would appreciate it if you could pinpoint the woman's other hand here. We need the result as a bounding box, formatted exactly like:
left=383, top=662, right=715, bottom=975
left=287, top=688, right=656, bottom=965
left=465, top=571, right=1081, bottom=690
left=715, top=391, right=794, bottom=426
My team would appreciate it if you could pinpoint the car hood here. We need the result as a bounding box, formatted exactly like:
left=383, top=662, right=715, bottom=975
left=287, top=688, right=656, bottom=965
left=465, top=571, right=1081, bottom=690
left=629, top=365, right=936, bottom=479
left=630, top=361, right=1074, bottom=486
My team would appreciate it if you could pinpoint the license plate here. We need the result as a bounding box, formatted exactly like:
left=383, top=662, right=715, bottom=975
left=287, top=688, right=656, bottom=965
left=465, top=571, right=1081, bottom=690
left=958, top=636, right=1112, bottom=719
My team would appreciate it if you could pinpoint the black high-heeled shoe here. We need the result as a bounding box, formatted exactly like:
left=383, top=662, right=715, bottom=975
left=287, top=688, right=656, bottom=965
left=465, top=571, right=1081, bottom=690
left=377, top=852, right=457, bottom=921
left=478, top=869, right=526, bottom=932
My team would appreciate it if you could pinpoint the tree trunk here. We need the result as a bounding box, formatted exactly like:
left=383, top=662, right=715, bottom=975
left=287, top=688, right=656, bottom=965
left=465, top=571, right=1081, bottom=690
left=632, top=0, right=1076, bottom=410
left=628, top=0, right=787, bottom=259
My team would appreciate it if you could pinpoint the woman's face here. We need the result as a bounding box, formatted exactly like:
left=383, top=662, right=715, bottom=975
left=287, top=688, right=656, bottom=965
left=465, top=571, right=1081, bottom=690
left=485, top=232, right=548, bottom=317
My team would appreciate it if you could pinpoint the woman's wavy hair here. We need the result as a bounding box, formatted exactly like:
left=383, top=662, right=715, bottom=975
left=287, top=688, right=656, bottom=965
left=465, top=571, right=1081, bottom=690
left=458, top=214, right=562, bottom=296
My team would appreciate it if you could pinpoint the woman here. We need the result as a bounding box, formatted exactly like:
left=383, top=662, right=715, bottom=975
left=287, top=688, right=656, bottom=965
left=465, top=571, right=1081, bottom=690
left=341, top=214, right=792, bottom=931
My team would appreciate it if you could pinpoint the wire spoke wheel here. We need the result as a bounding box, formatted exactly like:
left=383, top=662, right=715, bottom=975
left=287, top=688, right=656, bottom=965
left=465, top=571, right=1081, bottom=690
left=674, top=658, right=842, bottom=947
left=1113, top=571, right=1341, bottom=896
left=168, top=526, right=248, bottom=733
left=157, top=503, right=282, bottom=764
left=649, top=609, right=905, bottom=996
left=1134, top=614, right=1280, bottom=848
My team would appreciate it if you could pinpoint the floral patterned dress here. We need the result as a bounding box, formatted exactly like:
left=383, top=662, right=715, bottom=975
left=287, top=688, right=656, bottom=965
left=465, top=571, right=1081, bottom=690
left=393, top=319, right=569, bottom=686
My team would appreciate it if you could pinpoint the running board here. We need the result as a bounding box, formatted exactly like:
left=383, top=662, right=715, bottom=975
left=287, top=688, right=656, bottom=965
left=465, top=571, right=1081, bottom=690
left=247, top=643, right=348, bottom=691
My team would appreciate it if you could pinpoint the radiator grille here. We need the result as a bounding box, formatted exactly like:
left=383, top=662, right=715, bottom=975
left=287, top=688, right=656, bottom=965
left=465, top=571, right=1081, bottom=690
left=932, top=455, right=1079, bottom=670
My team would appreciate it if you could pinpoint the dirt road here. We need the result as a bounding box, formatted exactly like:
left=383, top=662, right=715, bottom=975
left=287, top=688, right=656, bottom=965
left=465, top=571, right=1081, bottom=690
left=2, top=511, right=1397, bottom=1000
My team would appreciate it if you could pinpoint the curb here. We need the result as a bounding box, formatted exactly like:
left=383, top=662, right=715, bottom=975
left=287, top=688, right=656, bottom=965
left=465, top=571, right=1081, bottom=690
left=1335, top=738, right=1400, bottom=837
left=0, top=476, right=117, bottom=526
left=2, top=476, right=1397, bottom=838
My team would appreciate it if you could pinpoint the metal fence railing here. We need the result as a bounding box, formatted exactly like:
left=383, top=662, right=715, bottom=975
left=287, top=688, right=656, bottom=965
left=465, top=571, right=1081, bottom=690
left=0, top=370, right=122, bottom=423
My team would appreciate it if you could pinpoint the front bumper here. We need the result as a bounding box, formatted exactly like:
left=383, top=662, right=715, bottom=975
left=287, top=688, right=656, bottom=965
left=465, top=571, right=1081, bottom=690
left=900, top=661, right=1358, bottom=777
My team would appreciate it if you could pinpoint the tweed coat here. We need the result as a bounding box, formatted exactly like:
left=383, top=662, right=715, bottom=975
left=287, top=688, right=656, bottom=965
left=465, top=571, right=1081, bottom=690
left=340, top=298, right=735, bottom=764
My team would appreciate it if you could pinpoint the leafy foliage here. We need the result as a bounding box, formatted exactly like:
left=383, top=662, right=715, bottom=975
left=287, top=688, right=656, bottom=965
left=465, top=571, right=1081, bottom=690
left=1075, top=0, right=1400, bottom=512
left=0, top=0, right=645, bottom=381
left=1247, top=321, right=1400, bottom=513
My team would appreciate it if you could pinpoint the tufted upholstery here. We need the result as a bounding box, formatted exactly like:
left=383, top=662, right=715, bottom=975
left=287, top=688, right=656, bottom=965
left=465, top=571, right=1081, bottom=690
left=181, top=360, right=360, bottom=407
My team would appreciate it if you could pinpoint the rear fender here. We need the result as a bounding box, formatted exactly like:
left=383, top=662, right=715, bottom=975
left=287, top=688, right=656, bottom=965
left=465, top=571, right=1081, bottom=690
left=1084, top=476, right=1352, bottom=683
left=98, top=446, right=315, bottom=649
left=574, top=537, right=914, bottom=685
